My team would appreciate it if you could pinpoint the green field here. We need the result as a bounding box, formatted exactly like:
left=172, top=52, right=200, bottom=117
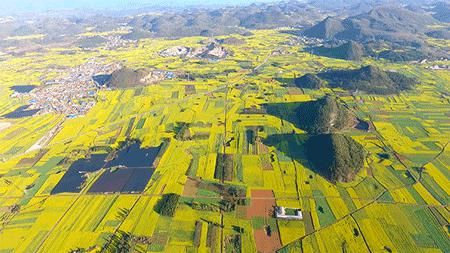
left=0, top=23, right=448, bottom=253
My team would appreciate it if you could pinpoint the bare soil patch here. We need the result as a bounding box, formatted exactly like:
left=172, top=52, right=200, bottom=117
left=254, top=228, right=282, bottom=253
left=0, top=122, right=11, bottom=131
left=182, top=177, right=200, bottom=196
left=247, top=190, right=282, bottom=252
left=247, top=190, right=276, bottom=218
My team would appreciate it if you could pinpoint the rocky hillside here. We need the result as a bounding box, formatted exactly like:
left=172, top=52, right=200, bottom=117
left=159, top=42, right=230, bottom=59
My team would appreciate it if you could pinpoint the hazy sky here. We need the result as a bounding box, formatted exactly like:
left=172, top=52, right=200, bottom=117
left=3, top=0, right=277, bottom=13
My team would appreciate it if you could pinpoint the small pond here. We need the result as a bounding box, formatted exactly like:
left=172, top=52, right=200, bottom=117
left=10, top=85, right=37, bottom=93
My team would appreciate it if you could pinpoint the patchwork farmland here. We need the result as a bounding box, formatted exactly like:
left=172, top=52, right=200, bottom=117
left=0, top=18, right=448, bottom=253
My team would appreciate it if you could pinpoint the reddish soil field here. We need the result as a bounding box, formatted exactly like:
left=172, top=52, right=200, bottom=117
left=247, top=190, right=282, bottom=252
left=247, top=189, right=276, bottom=218
left=254, top=229, right=282, bottom=253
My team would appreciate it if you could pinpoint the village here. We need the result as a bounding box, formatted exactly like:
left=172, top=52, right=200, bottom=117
left=11, top=59, right=121, bottom=117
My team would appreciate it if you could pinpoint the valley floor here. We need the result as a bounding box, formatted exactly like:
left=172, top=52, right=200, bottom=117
left=0, top=29, right=448, bottom=253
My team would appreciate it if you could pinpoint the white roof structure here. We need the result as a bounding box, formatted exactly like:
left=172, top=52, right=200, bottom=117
left=275, top=206, right=303, bottom=220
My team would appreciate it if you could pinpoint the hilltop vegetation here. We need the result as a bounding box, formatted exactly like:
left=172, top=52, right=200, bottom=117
left=102, top=67, right=171, bottom=88
left=125, top=1, right=324, bottom=39
left=295, top=65, right=417, bottom=94
left=308, top=41, right=365, bottom=61
left=306, top=133, right=365, bottom=183
left=292, top=96, right=364, bottom=183
left=104, top=67, right=150, bottom=88
left=431, top=1, right=450, bottom=22
left=301, top=5, right=450, bottom=61
left=425, top=29, right=450, bottom=40
left=0, top=2, right=449, bottom=253
left=76, top=35, right=108, bottom=49
left=303, top=6, right=437, bottom=46
left=297, top=96, right=354, bottom=134
left=294, top=73, right=324, bottom=89
left=376, top=49, right=429, bottom=62
left=303, top=17, right=344, bottom=40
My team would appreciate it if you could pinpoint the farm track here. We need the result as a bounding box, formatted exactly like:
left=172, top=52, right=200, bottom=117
left=26, top=119, right=65, bottom=153
left=352, top=98, right=449, bottom=206
left=0, top=25, right=448, bottom=253
left=0, top=122, right=11, bottom=131
left=3, top=79, right=448, bottom=252
left=30, top=47, right=282, bottom=154
left=33, top=192, right=84, bottom=253
left=31, top=47, right=280, bottom=253
left=219, top=47, right=279, bottom=252
left=3, top=64, right=449, bottom=251
left=1, top=116, right=65, bottom=162
left=418, top=141, right=449, bottom=179
left=280, top=87, right=450, bottom=252
left=0, top=193, right=448, bottom=208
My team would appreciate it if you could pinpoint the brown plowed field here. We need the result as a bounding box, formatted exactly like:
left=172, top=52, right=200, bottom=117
left=246, top=189, right=276, bottom=218
left=247, top=189, right=281, bottom=252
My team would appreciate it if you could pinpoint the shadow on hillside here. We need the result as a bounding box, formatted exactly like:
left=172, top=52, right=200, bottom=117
left=263, top=133, right=308, bottom=162
left=263, top=133, right=333, bottom=181
left=278, top=29, right=302, bottom=36
left=263, top=102, right=304, bottom=129
left=304, top=46, right=341, bottom=60
left=273, top=77, right=296, bottom=86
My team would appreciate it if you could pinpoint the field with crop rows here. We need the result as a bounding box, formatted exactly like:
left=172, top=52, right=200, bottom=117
left=0, top=28, right=448, bottom=253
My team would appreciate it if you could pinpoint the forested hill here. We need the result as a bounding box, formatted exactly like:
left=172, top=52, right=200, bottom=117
left=295, top=65, right=417, bottom=94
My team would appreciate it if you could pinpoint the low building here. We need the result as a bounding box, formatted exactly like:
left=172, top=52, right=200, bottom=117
left=275, top=206, right=303, bottom=220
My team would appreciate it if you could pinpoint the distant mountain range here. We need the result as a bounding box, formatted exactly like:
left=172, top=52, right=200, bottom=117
left=430, top=1, right=450, bottom=22
left=300, top=2, right=450, bottom=61
left=0, top=0, right=448, bottom=59
left=303, top=6, right=439, bottom=46
left=0, top=1, right=328, bottom=44
left=125, top=2, right=325, bottom=39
